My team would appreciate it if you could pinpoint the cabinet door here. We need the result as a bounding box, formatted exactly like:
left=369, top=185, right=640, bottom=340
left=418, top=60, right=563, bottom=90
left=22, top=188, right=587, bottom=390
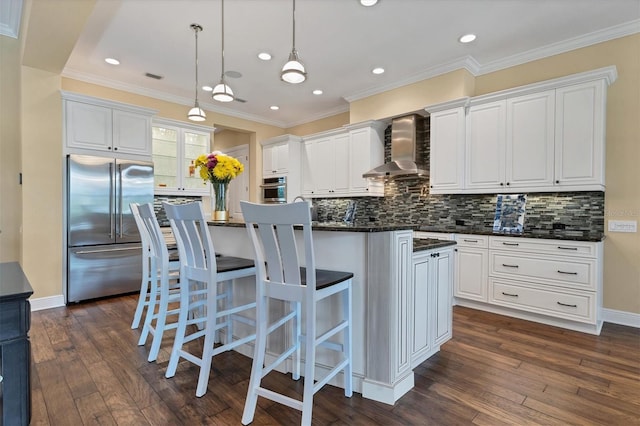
left=411, top=252, right=431, bottom=366
left=555, top=80, right=605, bottom=188
left=152, top=125, right=179, bottom=192
left=466, top=101, right=506, bottom=190
left=65, top=101, right=112, bottom=151
left=454, top=247, right=488, bottom=301
left=262, top=144, right=276, bottom=176
left=332, top=133, right=350, bottom=195
left=301, top=142, right=316, bottom=196
left=312, top=137, right=334, bottom=195
left=432, top=249, right=453, bottom=347
left=430, top=107, right=466, bottom=193
left=182, top=130, right=210, bottom=193
left=506, top=91, right=555, bottom=188
left=349, top=127, right=384, bottom=195
left=112, top=109, right=151, bottom=155
left=274, top=143, right=289, bottom=174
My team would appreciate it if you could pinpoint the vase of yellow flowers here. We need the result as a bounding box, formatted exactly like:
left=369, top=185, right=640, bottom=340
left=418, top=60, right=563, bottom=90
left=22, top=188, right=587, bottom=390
left=194, top=151, right=244, bottom=221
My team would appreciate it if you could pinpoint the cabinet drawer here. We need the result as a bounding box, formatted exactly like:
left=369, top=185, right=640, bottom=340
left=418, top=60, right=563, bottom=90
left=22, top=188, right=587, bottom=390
left=414, top=231, right=454, bottom=241
left=455, top=234, right=489, bottom=248
left=489, top=252, right=596, bottom=291
left=490, top=236, right=598, bottom=258
left=490, top=279, right=595, bottom=323
left=0, top=299, right=31, bottom=340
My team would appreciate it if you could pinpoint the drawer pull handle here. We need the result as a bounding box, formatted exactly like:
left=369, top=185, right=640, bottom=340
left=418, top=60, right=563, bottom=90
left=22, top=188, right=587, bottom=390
left=502, top=292, right=519, bottom=297
left=502, top=263, right=519, bottom=268
left=502, top=242, right=519, bottom=246
left=557, top=246, right=578, bottom=251
left=557, top=301, right=577, bottom=308
left=557, top=270, right=578, bottom=275
left=463, top=239, right=479, bottom=243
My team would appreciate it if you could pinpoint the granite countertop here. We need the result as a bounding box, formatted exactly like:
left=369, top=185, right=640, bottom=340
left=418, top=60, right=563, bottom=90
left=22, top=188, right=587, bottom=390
left=208, top=220, right=603, bottom=241
left=418, top=225, right=605, bottom=242
left=0, top=262, right=34, bottom=301
left=413, top=238, right=457, bottom=252
left=209, top=220, right=419, bottom=233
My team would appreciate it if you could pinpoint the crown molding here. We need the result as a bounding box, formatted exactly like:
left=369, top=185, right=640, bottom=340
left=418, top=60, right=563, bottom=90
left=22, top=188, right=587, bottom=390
left=344, top=56, right=481, bottom=103
left=478, top=19, right=640, bottom=75
left=0, top=0, right=23, bottom=38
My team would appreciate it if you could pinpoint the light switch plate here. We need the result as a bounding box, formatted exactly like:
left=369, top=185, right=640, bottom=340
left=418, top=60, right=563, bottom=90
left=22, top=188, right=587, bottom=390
left=608, top=220, right=637, bottom=233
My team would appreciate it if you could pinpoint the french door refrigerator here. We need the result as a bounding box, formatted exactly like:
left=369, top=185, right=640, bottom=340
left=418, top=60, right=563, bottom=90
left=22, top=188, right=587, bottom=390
left=67, top=154, right=154, bottom=303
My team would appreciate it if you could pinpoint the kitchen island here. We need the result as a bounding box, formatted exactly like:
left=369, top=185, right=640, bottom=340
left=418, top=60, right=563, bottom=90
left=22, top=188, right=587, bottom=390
left=209, top=221, right=455, bottom=404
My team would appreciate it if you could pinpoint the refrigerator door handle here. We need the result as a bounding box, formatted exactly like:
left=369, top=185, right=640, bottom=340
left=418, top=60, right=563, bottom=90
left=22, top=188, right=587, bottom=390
left=109, top=162, right=115, bottom=239
left=118, top=163, right=123, bottom=238
left=74, top=246, right=141, bottom=255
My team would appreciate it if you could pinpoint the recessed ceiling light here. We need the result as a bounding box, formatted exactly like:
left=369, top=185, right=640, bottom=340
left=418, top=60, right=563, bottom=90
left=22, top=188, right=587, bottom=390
left=459, top=33, right=476, bottom=43
left=312, top=89, right=323, bottom=95
left=372, top=67, right=385, bottom=75
left=270, top=105, right=279, bottom=110
left=105, top=57, right=120, bottom=65
left=360, top=0, right=378, bottom=6
left=202, top=85, right=213, bottom=92
left=258, top=52, right=272, bottom=61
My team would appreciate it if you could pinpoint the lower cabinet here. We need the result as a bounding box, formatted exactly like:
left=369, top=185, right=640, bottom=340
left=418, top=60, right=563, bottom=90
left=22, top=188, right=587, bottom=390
left=454, top=234, right=604, bottom=335
left=411, top=246, right=454, bottom=367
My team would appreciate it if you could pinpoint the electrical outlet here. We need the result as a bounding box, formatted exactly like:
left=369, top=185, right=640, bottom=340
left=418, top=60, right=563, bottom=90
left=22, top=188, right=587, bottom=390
left=608, top=220, right=637, bottom=233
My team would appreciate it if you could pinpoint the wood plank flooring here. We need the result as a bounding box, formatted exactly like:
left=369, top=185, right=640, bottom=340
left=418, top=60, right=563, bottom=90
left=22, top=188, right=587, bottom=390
left=29, top=294, right=639, bottom=425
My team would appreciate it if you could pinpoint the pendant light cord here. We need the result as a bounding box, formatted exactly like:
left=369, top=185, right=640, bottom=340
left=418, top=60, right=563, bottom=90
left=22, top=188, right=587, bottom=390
left=193, top=24, right=201, bottom=104
left=221, top=0, right=226, bottom=80
left=292, top=0, right=296, bottom=51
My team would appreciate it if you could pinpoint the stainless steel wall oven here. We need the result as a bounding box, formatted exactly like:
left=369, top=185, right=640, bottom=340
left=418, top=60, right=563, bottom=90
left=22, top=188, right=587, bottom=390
left=261, top=176, right=287, bottom=203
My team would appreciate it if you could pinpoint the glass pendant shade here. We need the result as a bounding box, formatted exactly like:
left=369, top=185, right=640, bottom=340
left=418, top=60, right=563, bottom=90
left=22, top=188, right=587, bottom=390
left=281, top=50, right=306, bottom=84
left=212, top=79, right=235, bottom=102
left=188, top=102, right=207, bottom=121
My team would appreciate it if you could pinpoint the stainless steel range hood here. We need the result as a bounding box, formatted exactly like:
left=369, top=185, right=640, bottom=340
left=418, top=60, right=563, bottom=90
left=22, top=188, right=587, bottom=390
left=363, top=114, right=428, bottom=179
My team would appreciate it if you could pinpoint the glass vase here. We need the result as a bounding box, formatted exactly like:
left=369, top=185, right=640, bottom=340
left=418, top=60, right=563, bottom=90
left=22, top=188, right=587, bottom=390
left=211, top=181, right=229, bottom=222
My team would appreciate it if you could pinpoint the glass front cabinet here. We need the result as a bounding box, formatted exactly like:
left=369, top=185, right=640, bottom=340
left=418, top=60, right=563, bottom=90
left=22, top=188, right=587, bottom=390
left=152, top=119, right=212, bottom=195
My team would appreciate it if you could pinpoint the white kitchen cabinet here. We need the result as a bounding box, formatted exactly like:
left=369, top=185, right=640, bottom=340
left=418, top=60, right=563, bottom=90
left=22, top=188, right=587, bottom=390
left=453, top=235, right=488, bottom=302
left=425, top=99, right=468, bottom=194
left=554, top=80, right=606, bottom=190
left=302, top=121, right=384, bottom=198
left=262, top=141, right=289, bottom=177
left=63, top=92, right=156, bottom=157
left=152, top=119, right=212, bottom=195
left=348, top=124, right=385, bottom=196
left=465, top=100, right=506, bottom=190
left=506, top=90, right=555, bottom=189
left=411, top=246, right=454, bottom=367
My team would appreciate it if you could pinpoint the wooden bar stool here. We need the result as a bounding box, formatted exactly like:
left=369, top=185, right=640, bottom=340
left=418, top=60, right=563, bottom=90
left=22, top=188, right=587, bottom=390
left=240, top=201, right=353, bottom=426
left=162, top=201, right=256, bottom=397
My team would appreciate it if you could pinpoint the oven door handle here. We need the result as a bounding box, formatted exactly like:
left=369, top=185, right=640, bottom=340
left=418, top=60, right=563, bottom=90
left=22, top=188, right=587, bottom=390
left=260, top=183, right=286, bottom=188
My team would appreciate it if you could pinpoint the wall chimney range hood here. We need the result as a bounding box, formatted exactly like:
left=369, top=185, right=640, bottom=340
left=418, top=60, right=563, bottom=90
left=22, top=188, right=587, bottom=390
left=363, top=114, right=428, bottom=179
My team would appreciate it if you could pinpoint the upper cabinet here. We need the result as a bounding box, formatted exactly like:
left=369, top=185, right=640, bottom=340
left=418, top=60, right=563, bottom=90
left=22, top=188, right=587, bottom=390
left=426, top=66, right=617, bottom=194
left=301, top=121, right=385, bottom=198
left=152, top=119, right=212, bottom=195
left=426, top=99, right=468, bottom=194
left=63, top=92, right=156, bottom=158
left=262, top=141, right=290, bottom=177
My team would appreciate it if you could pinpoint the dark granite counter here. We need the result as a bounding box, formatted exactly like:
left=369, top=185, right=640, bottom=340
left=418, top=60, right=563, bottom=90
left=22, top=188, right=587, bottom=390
left=206, top=220, right=603, bottom=241
left=208, top=220, right=418, bottom=233
left=413, top=238, right=457, bottom=252
left=418, top=225, right=604, bottom=242
left=0, top=262, right=34, bottom=301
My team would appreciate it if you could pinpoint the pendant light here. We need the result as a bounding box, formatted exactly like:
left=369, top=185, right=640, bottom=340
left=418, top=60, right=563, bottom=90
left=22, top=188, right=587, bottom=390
left=281, top=0, right=307, bottom=84
left=212, top=0, right=235, bottom=102
left=188, top=24, right=206, bottom=121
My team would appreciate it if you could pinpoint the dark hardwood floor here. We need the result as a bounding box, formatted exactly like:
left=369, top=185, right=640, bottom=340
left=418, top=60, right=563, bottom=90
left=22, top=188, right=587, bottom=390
left=30, top=294, right=640, bottom=425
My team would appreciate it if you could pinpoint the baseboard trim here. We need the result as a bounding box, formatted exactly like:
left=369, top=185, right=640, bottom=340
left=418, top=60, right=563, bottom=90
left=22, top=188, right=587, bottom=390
left=602, top=308, right=640, bottom=328
left=30, top=294, right=65, bottom=311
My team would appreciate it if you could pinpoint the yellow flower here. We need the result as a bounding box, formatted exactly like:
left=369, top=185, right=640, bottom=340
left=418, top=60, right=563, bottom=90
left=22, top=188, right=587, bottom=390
left=195, top=152, right=244, bottom=184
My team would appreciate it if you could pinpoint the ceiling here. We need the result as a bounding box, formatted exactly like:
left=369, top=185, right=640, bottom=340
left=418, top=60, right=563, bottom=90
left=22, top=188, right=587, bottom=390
left=60, top=0, right=640, bottom=128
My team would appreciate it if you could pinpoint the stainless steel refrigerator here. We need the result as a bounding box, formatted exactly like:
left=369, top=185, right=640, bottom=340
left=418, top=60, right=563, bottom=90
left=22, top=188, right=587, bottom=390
left=67, top=154, right=154, bottom=303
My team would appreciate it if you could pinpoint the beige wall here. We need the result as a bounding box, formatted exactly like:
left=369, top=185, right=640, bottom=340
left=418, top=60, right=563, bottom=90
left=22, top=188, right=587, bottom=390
left=349, top=68, right=476, bottom=123
left=286, top=111, right=350, bottom=136
left=0, top=33, right=23, bottom=262
left=213, top=128, right=252, bottom=152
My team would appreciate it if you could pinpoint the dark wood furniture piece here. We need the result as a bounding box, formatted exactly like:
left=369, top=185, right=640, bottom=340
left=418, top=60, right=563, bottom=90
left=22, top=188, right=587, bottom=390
left=0, top=262, right=33, bottom=426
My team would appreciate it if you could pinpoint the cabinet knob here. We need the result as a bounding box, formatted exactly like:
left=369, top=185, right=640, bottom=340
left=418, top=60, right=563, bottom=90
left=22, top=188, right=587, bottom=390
left=500, top=182, right=504, bottom=186
left=430, top=185, right=433, bottom=188
left=555, top=180, right=560, bottom=184
left=108, top=146, right=112, bottom=150
left=506, top=182, right=510, bottom=186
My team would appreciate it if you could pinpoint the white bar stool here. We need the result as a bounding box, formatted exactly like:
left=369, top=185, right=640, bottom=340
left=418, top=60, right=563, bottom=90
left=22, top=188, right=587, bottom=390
left=240, top=201, right=353, bottom=426
left=135, top=203, right=182, bottom=362
left=163, top=201, right=256, bottom=397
